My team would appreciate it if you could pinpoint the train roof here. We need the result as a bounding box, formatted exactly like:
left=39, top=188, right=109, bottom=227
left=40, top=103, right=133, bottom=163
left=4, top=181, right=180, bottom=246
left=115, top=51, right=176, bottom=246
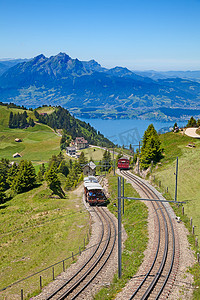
left=84, top=182, right=103, bottom=190
left=118, top=157, right=129, bottom=161
left=84, top=176, right=98, bottom=183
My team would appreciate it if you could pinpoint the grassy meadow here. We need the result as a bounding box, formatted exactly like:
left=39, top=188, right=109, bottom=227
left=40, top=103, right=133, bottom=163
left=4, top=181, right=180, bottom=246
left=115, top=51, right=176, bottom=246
left=81, top=146, right=106, bottom=162
left=151, top=130, right=200, bottom=299
left=152, top=131, right=200, bottom=237
left=0, top=105, right=60, bottom=165
left=0, top=182, right=89, bottom=300
left=0, top=105, right=90, bottom=299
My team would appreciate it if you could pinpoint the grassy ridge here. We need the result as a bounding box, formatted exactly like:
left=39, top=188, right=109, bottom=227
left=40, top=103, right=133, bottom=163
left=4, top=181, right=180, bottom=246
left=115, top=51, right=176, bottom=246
left=152, top=131, right=200, bottom=299
left=0, top=105, right=60, bottom=164
left=153, top=132, right=200, bottom=237
left=0, top=182, right=89, bottom=299
left=94, top=173, right=148, bottom=299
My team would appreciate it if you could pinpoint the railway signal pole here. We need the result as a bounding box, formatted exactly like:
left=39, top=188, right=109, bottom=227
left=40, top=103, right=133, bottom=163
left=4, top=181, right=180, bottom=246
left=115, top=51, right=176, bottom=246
left=118, top=176, right=122, bottom=278
left=138, top=141, right=140, bottom=175
left=122, top=177, right=125, bottom=215
left=174, top=157, right=178, bottom=202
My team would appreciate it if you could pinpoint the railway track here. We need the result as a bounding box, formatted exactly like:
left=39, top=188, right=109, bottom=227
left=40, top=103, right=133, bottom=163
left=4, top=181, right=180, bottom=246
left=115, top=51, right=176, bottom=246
left=45, top=206, right=117, bottom=300
left=121, top=170, right=179, bottom=300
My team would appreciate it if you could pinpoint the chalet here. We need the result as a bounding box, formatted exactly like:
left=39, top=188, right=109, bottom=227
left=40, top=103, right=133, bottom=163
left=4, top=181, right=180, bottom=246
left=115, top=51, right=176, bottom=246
left=66, top=147, right=76, bottom=156
left=71, top=137, right=88, bottom=150
left=15, top=138, right=22, bottom=142
left=83, top=161, right=96, bottom=176
left=39, top=113, right=48, bottom=116
left=13, top=153, right=21, bottom=158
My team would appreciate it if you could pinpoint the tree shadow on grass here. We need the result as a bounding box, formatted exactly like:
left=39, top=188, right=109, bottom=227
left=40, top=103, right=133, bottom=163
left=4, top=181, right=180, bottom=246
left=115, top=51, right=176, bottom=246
left=50, top=186, right=66, bottom=199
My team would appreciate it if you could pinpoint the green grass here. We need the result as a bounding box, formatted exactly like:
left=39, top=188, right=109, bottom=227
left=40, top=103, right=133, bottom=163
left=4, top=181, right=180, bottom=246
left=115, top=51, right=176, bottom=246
left=152, top=131, right=200, bottom=299
left=0, top=182, right=89, bottom=300
left=81, top=147, right=106, bottom=162
left=153, top=131, right=200, bottom=237
left=0, top=105, right=61, bottom=165
left=94, top=172, right=148, bottom=299
left=35, top=106, right=55, bottom=114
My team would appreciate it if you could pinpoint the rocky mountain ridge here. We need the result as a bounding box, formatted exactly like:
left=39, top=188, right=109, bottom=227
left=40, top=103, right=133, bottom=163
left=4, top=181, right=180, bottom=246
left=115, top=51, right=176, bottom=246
left=0, top=53, right=200, bottom=121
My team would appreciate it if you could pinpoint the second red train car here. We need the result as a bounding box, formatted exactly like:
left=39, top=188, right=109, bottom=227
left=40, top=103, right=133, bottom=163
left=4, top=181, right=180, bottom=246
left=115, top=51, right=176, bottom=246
left=117, top=158, right=130, bottom=170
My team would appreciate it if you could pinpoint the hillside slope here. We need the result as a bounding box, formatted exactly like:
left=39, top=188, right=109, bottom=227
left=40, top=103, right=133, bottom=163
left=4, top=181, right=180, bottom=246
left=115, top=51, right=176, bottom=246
left=0, top=104, right=113, bottom=163
left=0, top=105, right=60, bottom=163
left=153, top=131, right=200, bottom=238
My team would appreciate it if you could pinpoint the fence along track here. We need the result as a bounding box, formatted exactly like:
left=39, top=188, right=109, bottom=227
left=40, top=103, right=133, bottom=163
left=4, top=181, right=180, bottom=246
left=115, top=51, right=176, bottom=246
left=46, top=206, right=116, bottom=299
left=121, top=170, right=176, bottom=300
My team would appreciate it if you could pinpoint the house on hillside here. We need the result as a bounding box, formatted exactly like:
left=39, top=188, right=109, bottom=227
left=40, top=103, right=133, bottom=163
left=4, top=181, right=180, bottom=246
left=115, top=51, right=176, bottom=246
left=66, top=147, right=76, bottom=157
left=71, top=137, right=88, bottom=150
left=13, top=153, right=21, bottom=158
left=83, top=161, right=96, bottom=176
left=15, top=138, right=22, bottom=142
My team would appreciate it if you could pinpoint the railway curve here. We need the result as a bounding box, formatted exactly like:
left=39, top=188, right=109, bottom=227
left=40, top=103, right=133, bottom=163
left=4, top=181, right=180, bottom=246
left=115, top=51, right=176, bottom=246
left=33, top=204, right=118, bottom=300
left=120, top=170, right=180, bottom=300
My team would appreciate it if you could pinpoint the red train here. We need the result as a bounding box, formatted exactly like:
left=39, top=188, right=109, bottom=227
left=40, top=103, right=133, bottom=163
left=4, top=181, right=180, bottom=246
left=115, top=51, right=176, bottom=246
left=118, top=158, right=130, bottom=170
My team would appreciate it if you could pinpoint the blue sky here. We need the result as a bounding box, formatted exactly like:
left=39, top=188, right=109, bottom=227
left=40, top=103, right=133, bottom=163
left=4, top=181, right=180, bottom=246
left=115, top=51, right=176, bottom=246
left=1, top=0, right=200, bottom=70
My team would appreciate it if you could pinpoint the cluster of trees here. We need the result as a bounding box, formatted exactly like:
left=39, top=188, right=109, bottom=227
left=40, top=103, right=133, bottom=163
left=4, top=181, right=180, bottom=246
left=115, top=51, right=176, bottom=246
left=186, top=116, right=200, bottom=128
left=9, top=111, right=35, bottom=129
left=37, top=152, right=87, bottom=193
left=0, top=159, right=37, bottom=203
left=140, top=124, right=163, bottom=170
left=0, top=101, right=28, bottom=110
left=34, top=106, right=114, bottom=147
left=0, top=158, right=10, bottom=202
left=0, top=150, right=89, bottom=203
left=60, top=131, right=71, bottom=150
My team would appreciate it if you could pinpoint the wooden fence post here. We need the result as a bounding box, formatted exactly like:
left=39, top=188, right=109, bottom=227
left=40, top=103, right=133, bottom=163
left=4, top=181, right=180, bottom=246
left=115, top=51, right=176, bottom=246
left=40, top=276, right=42, bottom=290
left=63, top=260, right=65, bottom=272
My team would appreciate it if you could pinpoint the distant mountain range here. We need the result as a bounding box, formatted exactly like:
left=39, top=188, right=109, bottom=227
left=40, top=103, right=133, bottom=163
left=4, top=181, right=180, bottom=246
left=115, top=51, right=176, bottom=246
left=0, top=53, right=200, bottom=121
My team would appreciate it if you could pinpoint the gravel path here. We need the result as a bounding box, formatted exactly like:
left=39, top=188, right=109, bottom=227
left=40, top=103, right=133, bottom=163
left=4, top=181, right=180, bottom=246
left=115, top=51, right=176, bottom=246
left=185, top=127, right=200, bottom=138
left=115, top=171, right=195, bottom=300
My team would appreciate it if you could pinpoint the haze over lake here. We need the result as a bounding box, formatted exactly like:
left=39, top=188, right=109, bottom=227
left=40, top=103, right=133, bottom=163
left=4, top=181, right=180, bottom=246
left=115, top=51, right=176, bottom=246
left=81, top=118, right=186, bottom=146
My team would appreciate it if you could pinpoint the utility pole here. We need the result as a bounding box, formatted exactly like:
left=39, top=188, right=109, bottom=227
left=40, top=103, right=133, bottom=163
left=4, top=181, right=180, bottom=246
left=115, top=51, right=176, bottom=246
left=138, top=141, right=140, bottom=175
left=175, top=157, right=178, bottom=202
left=122, top=177, right=125, bottom=215
left=118, top=176, right=122, bottom=278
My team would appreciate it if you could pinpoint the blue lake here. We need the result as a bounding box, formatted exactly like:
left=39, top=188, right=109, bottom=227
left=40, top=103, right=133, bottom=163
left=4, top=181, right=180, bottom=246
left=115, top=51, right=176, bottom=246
left=81, top=118, right=186, bottom=146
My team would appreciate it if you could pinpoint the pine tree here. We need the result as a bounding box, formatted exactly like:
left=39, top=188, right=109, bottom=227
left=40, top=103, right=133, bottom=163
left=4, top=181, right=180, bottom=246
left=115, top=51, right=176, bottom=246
left=78, top=152, right=88, bottom=167
left=0, top=175, right=6, bottom=203
left=29, top=118, right=35, bottom=127
left=39, top=163, right=46, bottom=175
left=11, top=160, right=36, bottom=193
left=58, top=160, right=69, bottom=176
left=9, top=112, right=13, bottom=128
left=7, top=162, right=18, bottom=187
left=140, top=124, right=162, bottom=170
left=186, top=116, right=197, bottom=127
left=34, top=110, right=39, bottom=119
left=45, top=162, right=61, bottom=192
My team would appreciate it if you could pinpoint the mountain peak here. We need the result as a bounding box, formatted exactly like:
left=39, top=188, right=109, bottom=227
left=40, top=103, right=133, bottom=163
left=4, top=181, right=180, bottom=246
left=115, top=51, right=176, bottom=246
left=56, top=52, right=71, bottom=60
